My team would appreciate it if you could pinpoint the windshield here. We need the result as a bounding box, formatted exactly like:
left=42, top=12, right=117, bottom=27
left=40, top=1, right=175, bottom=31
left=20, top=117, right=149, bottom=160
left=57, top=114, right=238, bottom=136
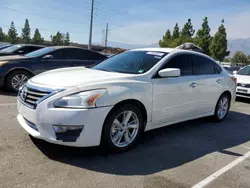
left=0, top=45, right=22, bottom=53
left=25, top=47, right=55, bottom=58
left=237, top=66, right=250, bottom=76
left=92, top=51, right=167, bottom=74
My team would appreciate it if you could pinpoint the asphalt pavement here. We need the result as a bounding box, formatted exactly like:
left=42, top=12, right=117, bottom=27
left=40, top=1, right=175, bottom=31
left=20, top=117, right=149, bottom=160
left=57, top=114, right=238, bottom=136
left=0, top=93, right=250, bottom=188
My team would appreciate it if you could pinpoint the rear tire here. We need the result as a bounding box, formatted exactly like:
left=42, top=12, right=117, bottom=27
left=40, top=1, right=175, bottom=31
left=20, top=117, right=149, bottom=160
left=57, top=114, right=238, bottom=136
left=101, top=104, right=144, bottom=152
left=5, top=70, right=31, bottom=92
left=212, top=93, right=230, bottom=122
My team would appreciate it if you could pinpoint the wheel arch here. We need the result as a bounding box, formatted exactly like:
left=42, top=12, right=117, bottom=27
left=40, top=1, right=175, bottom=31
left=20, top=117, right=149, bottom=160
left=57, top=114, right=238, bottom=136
left=4, top=68, right=34, bottom=84
left=102, top=99, right=148, bottom=131
left=220, top=90, right=232, bottom=108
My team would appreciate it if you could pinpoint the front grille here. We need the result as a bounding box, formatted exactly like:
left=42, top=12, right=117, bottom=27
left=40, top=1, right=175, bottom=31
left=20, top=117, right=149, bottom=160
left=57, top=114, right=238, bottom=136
left=19, top=83, right=58, bottom=109
left=237, top=83, right=250, bottom=88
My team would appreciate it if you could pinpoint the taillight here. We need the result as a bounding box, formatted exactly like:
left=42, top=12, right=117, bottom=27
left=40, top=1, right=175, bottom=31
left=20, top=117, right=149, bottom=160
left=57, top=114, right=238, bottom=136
left=231, top=76, right=237, bottom=84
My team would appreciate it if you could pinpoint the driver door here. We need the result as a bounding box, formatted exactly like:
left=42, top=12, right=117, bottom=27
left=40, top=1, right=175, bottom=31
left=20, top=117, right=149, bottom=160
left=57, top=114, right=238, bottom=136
left=151, top=54, right=200, bottom=128
left=34, top=49, right=74, bottom=74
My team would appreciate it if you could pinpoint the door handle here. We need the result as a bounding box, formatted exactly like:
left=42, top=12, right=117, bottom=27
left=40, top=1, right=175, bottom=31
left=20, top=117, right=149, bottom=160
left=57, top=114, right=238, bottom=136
left=189, top=83, right=198, bottom=88
left=216, top=79, right=222, bottom=83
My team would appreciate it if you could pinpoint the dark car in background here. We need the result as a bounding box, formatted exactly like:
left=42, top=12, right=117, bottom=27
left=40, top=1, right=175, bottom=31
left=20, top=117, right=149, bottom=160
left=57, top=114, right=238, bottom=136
left=223, top=66, right=242, bottom=74
left=0, top=44, right=45, bottom=56
left=0, top=46, right=108, bottom=92
left=0, top=44, right=12, bottom=51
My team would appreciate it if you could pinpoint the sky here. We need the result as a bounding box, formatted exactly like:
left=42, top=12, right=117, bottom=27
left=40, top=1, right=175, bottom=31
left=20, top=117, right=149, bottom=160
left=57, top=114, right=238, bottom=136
left=1, top=0, right=250, bottom=46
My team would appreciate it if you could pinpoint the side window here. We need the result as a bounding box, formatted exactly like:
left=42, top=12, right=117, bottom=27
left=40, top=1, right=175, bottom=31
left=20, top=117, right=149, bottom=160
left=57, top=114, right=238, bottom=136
left=75, top=49, right=107, bottom=60
left=60, top=49, right=78, bottom=59
left=21, top=46, right=43, bottom=54
left=215, top=63, right=222, bottom=74
left=193, top=55, right=216, bottom=75
left=163, top=54, right=193, bottom=76
left=48, top=50, right=64, bottom=59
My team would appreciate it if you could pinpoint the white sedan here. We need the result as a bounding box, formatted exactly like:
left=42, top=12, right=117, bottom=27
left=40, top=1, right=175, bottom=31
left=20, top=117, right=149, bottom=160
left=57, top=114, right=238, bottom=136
left=233, top=65, right=250, bottom=99
left=17, top=48, right=236, bottom=152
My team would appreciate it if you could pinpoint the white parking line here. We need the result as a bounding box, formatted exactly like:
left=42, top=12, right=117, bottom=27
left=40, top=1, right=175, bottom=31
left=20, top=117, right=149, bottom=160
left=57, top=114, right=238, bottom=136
left=192, top=150, right=250, bottom=188
left=0, top=103, right=16, bottom=106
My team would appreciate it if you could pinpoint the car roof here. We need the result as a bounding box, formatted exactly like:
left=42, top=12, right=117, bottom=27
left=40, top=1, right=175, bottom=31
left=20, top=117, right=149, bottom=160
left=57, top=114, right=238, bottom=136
left=51, top=46, right=87, bottom=49
left=131, top=48, right=176, bottom=53
left=16, top=44, right=45, bottom=47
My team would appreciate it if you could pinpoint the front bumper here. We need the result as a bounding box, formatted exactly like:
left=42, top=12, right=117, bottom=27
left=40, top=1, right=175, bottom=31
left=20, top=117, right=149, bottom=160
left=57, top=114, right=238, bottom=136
left=17, top=99, right=113, bottom=147
left=236, top=86, right=250, bottom=99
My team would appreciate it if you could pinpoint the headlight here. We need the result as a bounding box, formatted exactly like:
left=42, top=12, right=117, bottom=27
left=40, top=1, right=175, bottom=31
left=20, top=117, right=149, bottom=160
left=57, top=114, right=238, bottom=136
left=54, top=89, right=106, bottom=108
left=0, top=61, right=8, bottom=66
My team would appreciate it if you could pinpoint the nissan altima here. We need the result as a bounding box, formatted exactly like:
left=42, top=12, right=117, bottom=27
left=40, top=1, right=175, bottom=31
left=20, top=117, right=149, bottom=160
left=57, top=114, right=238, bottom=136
left=17, top=48, right=236, bottom=152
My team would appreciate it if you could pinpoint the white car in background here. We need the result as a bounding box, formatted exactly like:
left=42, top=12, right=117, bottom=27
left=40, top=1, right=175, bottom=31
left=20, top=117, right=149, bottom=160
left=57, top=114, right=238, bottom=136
left=233, top=65, right=250, bottom=98
left=17, top=48, right=236, bottom=152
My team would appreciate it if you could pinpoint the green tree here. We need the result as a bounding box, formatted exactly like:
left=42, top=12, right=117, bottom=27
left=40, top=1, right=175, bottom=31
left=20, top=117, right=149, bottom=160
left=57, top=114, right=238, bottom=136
left=195, top=17, right=211, bottom=55
left=0, top=27, right=6, bottom=42
left=247, top=55, right=250, bottom=64
left=64, top=32, right=70, bottom=45
left=159, top=29, right=172, bottom=47
left=21, top=19, right=31, bottom=44
left=51, top=31, right=63, bottom=45
left=209, top=19, right=229, bottom=61
left=181, top=18, right=195, bottom=38
left=231, top=51, right=248, bottom=65
left=172, top=23, right=180, bottom=39
left=32, top=28, right=44, bottom=44
left=7, top=21, right=18, bottom=44
left=223, top=57, right=231, bottom=62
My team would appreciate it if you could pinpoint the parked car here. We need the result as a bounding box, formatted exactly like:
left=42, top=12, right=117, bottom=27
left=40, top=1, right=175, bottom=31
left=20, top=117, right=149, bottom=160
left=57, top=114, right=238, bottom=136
left=0, top=44, right=45, bottom=56
left=17, top=47, right=236, bottom=152
left=0, top=46, right=108, bottom=92
left=223, top=66, right=241, bottom=74
left=0, top=44, right=12, bottom=51
left=233, top=65, right=250, bottom=99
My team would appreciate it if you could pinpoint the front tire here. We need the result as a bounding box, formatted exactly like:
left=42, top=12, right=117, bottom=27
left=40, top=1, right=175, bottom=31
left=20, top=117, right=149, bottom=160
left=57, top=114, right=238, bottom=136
left=213, top=93, right=230, bottom=122
left=5, top=70, right=31, bottom=92
left=101, top=104, right=144, bottom=152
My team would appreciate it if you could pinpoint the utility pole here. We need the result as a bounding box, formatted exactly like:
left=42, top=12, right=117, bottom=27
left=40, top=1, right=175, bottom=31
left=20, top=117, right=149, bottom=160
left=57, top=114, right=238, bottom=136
left=104, top=23, right=109, bottom=47
left=88, top=0, right=94, bottom=50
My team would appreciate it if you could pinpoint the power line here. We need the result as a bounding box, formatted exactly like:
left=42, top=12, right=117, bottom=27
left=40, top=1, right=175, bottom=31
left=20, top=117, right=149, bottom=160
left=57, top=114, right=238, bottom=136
left=2, top=5, right=89, bottom=25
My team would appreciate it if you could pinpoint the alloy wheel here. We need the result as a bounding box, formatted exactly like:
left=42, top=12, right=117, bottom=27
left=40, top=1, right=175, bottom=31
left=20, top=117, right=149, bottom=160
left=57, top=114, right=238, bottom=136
left=217, top=96, right=229, bottom=119
left=11, top=74, right=28, bottom=90
left=110, top=110, right=139, bottom=148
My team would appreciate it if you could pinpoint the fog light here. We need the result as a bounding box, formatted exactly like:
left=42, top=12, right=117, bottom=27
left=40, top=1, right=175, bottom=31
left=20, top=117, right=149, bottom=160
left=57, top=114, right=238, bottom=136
left=53, top=125, right=84, bottom=133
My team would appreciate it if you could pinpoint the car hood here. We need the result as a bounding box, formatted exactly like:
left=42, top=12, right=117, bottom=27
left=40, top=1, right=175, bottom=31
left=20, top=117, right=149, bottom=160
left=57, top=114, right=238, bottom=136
left=30, top=67, right=135, bottom=87
left=0, top=55, right=27, bottom=61
left=235, top=74, right=250, bottom=83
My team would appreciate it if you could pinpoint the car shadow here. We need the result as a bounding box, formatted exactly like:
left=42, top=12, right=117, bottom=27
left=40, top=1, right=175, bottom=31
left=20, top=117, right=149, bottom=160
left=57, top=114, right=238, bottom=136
left=0, top=88, right=17, bottom=97
left=31, top=111, right=250, bottom=176
left=236, top=97, right=250, bottom=104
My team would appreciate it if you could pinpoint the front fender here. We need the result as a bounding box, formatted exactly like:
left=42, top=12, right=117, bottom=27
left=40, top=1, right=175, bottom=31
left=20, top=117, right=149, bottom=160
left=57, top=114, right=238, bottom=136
left=94, top=81, right=153, bottom=122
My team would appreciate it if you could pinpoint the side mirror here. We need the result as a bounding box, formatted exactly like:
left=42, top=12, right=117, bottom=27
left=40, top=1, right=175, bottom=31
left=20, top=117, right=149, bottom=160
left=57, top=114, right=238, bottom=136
left=17, top=50, right=24, bottom=55
left=232, top=71, right=237, bottom=74
left=158, top=68, right=180, bottom=78
left=42, top=54, right=53, bottom=60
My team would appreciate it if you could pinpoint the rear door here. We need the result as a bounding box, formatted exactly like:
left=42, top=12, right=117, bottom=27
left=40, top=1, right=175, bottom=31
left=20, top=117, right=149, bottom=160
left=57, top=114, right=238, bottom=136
left=72, top=49, right=107, bottom=68
left=192, top=54, right=224, bottom=113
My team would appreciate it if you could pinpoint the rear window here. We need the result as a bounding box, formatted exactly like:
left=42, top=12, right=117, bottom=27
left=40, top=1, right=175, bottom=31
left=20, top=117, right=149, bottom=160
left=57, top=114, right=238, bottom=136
left=193, top=55, right=217, bottom=75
